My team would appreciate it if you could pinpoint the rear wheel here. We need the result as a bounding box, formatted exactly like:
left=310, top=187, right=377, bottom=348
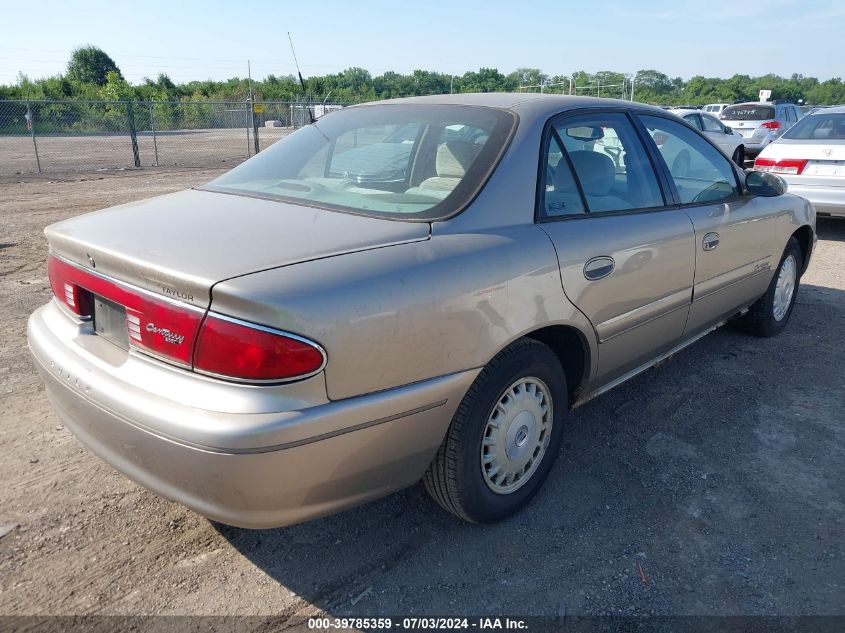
left=423, top=339, right=566, bottom=523
left=743, top=237, right=802, bottom=337
left=732, top=145, right=745, bottom=166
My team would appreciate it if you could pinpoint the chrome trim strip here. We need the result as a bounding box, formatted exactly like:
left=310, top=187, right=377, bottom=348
left=193, top=312, right=329, bottom=385
left=596, top=287, right=692, bottom=343
left=693, top=256, right=772, bottom=302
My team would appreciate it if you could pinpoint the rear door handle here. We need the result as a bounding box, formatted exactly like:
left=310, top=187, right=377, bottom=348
left=584, top=256, right=615, bottom=281
left=702, top=233, right=720, bottom=251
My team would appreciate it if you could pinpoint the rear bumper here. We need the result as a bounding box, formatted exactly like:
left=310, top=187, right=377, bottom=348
left=28, top=301, right=477, bottom=528
left=783, top=182, right=845, bottom=218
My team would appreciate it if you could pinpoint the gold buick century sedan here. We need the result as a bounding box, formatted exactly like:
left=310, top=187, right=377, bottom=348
left=28, top=95, right=816, bottom=528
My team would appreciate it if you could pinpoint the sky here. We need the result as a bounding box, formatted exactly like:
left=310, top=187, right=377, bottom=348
left=1, top=0, right=843, bottom=85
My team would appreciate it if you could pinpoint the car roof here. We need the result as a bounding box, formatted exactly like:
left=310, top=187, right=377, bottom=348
left=347, top=93, right=669, bottom=121
left=809, top=105, right=845, bottom=115
left=668, top=108, right=701, bottom=116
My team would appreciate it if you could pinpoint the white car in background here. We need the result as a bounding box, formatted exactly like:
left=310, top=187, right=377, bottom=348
left=669, top=109, right=746, bottom=164
left=755, top=105, right=845, bottom=218
left=703, top=103, right=729, bottom=116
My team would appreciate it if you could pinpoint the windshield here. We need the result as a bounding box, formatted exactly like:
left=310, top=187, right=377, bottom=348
left=722, top=105, right=776, bottom=121
left=783, top=113, right=845, bottom=140
left=203, top=104, right=516, bottom=221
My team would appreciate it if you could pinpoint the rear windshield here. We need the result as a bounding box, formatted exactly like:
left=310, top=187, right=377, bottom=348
left=783, top=113, right=845, bottom=140
left=202, top=104, right=516, bottom=221
left=722, top=105, right=775, bottom=121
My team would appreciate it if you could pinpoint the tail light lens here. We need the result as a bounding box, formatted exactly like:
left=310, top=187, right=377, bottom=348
left=754, top=158, right=808, bottom=175
left=47, top=255, right=325, bottom=382
left=48, top=255, right=205, bottom=366
left=194, top=315, right=325, bottom=382
left=653, top=132, right=668, bottom=146
left=48, top=257, right=92, bottom=317
left=761, top=121, right=781, bottom=130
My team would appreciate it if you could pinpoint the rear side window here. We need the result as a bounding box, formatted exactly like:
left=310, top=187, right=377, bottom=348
left=783, top=113, right=845, bottom=140
left=683, top=114, right=703, bottom=130
left=640, top=115, right=739, bottom=205
left=722, top=105, right=776, bottom=121
left=539, top=135, right=586, bottom=218
left=541, top=112, right=664, bottom=216
left=701, top=114, right=725, bottom=133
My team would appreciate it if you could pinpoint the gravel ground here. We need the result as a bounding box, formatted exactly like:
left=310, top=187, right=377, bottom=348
left=0, top=169, right=843, bottom=620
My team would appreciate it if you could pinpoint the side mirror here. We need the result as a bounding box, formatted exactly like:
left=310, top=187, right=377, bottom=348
left=724, top=127, right=733, bottom=135
left=746, top=170, right=787, bottom=197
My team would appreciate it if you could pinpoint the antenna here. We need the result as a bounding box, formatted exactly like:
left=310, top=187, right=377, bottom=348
left=288, top=32, right=315, bottom=123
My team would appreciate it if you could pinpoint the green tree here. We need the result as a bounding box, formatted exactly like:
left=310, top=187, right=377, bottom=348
left=67, top=46, right=122, bottom=86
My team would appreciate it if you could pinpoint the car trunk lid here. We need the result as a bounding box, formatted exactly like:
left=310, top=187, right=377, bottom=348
left=45, top=188, right=431, bottom=309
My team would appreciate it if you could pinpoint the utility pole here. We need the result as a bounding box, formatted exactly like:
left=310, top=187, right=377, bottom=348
left=248, top=60, right=259, bottom=154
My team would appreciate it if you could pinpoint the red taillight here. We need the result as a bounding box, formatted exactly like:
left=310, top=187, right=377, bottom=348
left=48, top=257, right=92, bottom=317
left=653, top=132, right=669, bottom=146
left=194, top=315, right=325, bottom=382
left=47, top=255, right=204, bottom=366
left=761, top=121, right=781, bottom=130
left=754, top=157, right=807, bottom=175
left=48, top=255, right=325, bottom=381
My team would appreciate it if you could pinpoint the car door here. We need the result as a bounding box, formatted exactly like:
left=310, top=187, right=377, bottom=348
left=637, top=114, right=777, bottom=336
left=538, top=110, right=696, bottom=384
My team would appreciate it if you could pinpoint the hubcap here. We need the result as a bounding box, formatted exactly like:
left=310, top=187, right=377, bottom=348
left=481, top=377, right=553, bottom=494
left=773, top=254, right=797, bottom=321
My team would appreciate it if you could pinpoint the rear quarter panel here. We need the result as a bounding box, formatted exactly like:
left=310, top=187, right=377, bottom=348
left=210, top=224, right=596, bottom=401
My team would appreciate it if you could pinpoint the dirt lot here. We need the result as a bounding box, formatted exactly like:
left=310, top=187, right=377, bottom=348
left=0, top=169, right=843, bottom=620
left=0, top=127, right=292, bottom=175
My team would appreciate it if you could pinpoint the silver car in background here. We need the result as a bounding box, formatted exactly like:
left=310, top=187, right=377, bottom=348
left=721, top=102, right=803, bottom=158
left=755, top=105, right=845, bottom=218
left=28, top=95, right=816, bottom=529
left=669, top=109, right=746, bottom=164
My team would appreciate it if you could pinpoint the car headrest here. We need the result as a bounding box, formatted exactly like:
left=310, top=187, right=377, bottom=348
left=436, top=141, right=479, bottom=178
left=567, top=150, right=615, bottom=196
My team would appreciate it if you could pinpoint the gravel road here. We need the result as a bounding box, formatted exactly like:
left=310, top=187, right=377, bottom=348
left=1, top=169, right=842, bottom=620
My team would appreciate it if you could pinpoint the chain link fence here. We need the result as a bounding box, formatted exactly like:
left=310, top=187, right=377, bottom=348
left=0, top=100, right=346, bottom=175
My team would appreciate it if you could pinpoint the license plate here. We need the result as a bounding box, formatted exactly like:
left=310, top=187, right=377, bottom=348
left=93, top=295, right=129, bottom=350
left=739, top=129, right=755, bottom=138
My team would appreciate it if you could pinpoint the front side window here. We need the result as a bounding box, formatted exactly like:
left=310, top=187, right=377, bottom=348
left=204, top=104, right=515, bottom=220
left=639, top=115, right=739, bottom=204
left=545, top=112, right=664, bottom=214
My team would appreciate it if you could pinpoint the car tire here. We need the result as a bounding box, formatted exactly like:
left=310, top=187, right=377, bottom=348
left=743, top=237, right=802, bottom=337
left=423, top=338, right=567, bottom=524
left=732, top=145, right=745, bottom=166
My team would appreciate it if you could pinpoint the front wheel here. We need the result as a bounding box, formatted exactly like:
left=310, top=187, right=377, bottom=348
left=423, top=338, right=567, bottom=523
left=743, top=237, right=802, bottom=337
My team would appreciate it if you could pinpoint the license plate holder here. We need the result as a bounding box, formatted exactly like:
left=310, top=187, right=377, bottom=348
left=93, top=295, right=129, bottom=350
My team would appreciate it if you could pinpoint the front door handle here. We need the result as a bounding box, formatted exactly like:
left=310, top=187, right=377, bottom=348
left=702, top=232, right=720, bottom=251
left=584, top=256, right=615, bottom=281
